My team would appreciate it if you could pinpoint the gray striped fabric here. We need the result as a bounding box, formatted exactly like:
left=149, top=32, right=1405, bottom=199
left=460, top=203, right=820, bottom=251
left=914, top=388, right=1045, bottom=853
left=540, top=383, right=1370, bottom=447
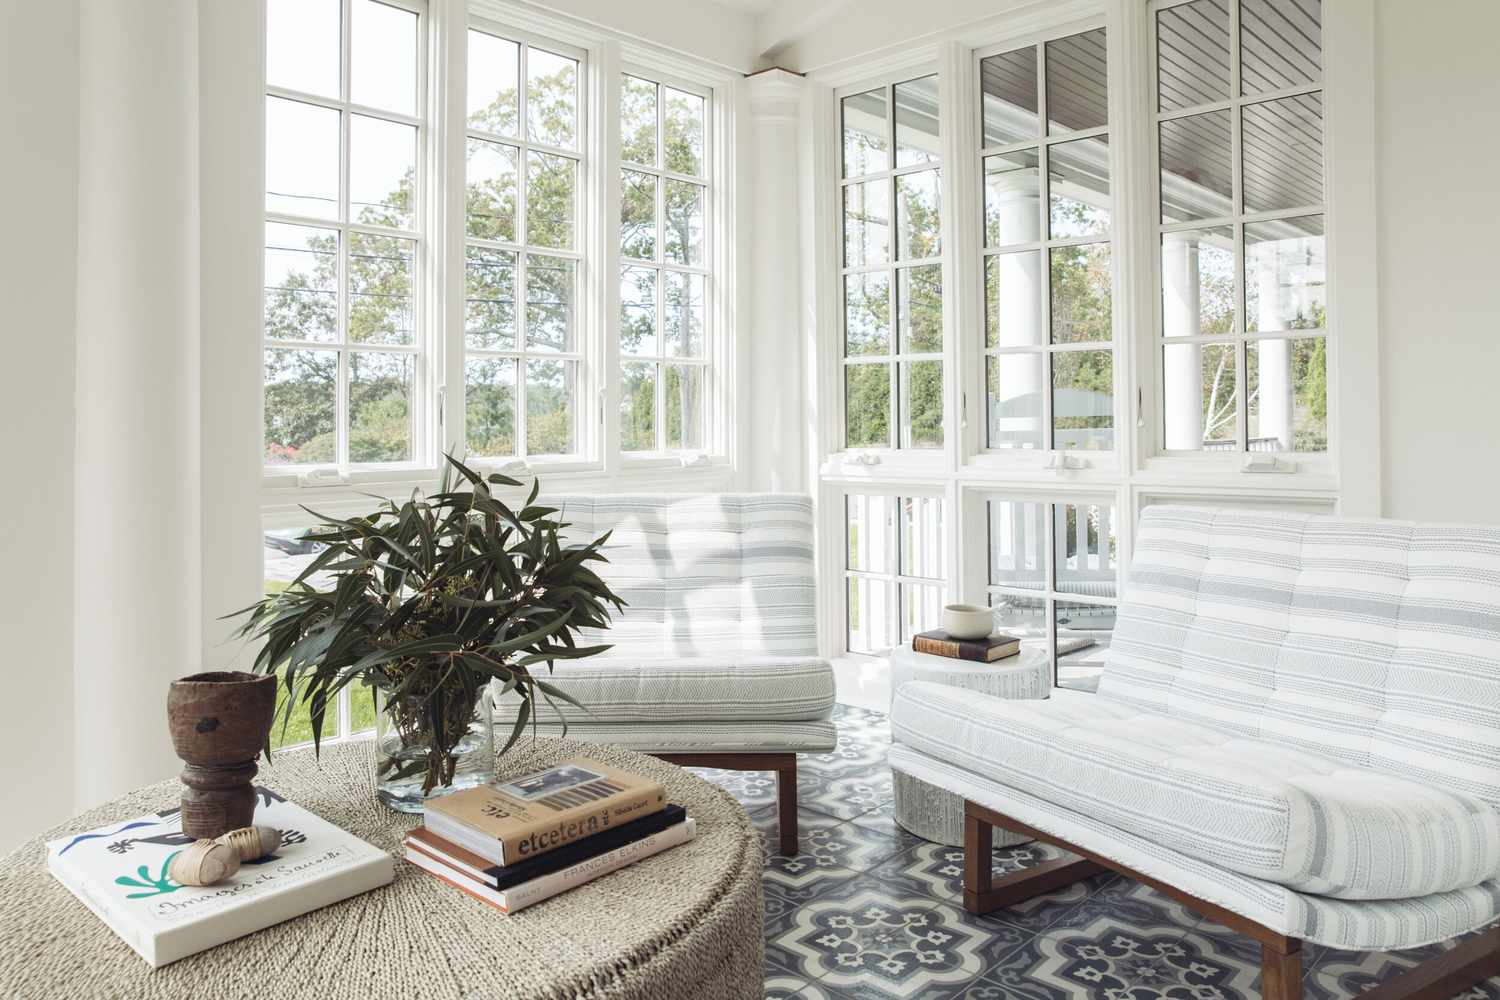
left=496, top=719, right=838, bottom=754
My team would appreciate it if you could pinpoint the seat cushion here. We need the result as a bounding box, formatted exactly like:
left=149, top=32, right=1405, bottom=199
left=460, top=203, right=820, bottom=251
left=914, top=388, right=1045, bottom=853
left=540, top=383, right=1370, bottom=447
left=491, top=656, right=835, bottom=724
left=891, top=682, right=1500, bottom=900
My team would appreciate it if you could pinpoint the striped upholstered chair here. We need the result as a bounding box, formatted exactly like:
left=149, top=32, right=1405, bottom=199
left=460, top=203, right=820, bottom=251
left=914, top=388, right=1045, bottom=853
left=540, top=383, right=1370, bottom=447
left=491, top=493, right=835, bottom=853
left=892, top=505, right=1500, bottom=999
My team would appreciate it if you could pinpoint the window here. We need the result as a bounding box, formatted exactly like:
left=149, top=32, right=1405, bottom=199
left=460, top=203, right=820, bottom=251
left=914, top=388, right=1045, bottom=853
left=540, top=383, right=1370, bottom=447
left=980, top=29, right=1115, bottom=453
left=1153, top=0, right=1327, bottom=454
left=464, top=28, right=585, bottom=461
left=263, top=0, right=424, bottom=467
left=845, top=493, right=946, bottom=654
left=619, top=74, right=711, bottom=453
left=840, top=76, right=944, bottom=451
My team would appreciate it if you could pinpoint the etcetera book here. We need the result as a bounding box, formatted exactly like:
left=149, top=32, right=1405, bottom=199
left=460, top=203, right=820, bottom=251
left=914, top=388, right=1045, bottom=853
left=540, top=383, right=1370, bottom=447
left=46, top=787, right=393, bottom=968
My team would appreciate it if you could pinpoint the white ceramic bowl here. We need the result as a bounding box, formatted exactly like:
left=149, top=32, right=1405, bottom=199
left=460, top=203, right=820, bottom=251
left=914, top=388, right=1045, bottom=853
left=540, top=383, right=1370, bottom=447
left=941, top=603, right=993, bottom=640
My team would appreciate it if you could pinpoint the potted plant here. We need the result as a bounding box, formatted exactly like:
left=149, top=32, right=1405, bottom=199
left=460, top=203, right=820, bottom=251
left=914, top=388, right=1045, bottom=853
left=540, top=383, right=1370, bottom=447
left=232, top=455, right=624, bottom=811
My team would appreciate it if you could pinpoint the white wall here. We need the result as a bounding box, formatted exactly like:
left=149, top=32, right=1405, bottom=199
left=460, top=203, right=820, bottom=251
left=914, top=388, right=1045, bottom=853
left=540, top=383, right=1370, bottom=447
left=0, top=0, right=79, bottom=853
left=1374, top=0, right=1500, bottom=523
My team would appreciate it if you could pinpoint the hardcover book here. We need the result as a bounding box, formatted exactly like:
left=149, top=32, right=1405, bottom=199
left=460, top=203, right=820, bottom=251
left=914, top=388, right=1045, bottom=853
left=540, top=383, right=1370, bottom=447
left=46, top=787, right=393, bottom=968
left=423, top=759, right=666, bottom=866
left=913, top=629, right=1022, bottom=663
left=405, top=818, right=696, bottom=914
left=406, top=804, right=686, bottom=889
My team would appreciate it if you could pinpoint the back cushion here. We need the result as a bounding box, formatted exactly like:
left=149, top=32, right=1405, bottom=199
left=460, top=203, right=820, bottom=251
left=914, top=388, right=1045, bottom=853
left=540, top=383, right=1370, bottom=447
left=1100, top=506, right=1500, bottom=808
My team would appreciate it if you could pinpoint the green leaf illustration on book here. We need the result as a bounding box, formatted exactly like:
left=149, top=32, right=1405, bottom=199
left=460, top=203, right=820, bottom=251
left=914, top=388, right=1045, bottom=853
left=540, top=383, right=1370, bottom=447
left=114, top=854, right=183, bottom=899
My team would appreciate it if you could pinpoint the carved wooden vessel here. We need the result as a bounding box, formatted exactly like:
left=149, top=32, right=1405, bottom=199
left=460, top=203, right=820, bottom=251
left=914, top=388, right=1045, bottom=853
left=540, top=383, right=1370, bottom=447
left=166, top=671, right=278, bottom=839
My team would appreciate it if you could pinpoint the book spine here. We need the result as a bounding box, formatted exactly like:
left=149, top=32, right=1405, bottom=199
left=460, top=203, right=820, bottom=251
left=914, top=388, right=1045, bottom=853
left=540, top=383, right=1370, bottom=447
left=912, top=636, right=988, bottom=662
left=503, top=819, right=696, bottom=914
left=499, top=788, right=665, bottom=864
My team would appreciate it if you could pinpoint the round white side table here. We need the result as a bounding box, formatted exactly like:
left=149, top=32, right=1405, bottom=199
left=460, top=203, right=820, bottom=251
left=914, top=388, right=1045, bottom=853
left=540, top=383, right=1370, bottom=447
left=889, top=640, right=1052, bottom=847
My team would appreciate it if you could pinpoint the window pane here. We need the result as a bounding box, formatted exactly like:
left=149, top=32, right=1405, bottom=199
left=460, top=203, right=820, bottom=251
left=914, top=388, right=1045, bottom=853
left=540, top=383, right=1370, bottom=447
left=265, top=97, right=339, bottom=220
left=1053, top=349, right=1114, bottom=450
left=901, top=496, right=944, bottom=579
left=900, top=361, right=943, bottom=449
left=843, top=180, right=890, bottom=267
left=980, top=46, right=1038, bottom=146
left=1055, top=503, right=1117, bottom=597
left=1241, top=0, right=1321, bottom=96
left=266, top=0, right=340, bottom=99
left=665, top=364, right=704, bottom=450
left=1048, top=136, right=1110, bottom=239
left=1159, top=110, right=1232, bottom=224
left=527, top=48, right=577, bottom=149
left=1242, top=94, right=1323, bottom=214
left=264, top=223, right=337, bottom=343
left=1156, top=0, right=1230, bottom=112
left=664, top=271, right=705, bottom=358
left=847, top=576, right=894, bottom=655
left=1046, top=28, right=1107, bottom=134
left=986, top=251, right=1044, bottom=350
left=620, top=361, right=656, bottom=451
left=844, top=271, right=890, bottom=357
left=987, top=499, right=1045, bottom=590
left=349, top=115, right=416, bottom=229
left=1164, top=341, right=1238, bottom=449
left=990, top=591, right=1046, bottom=637
left=525, top=358, right=576, bottom=455
left=1161, top=227, right=1235, bottom=337
left=986, top=353, right=1044, bottom=450
left=620, top=170, right=657, bottom=259
left=348, top=351, right=413, bottom=462
left=348, top=232, right=414, bottom=345
left=983, top=149, right=1041, bottom=247
left=465, top=357, right=516, bottom=457
left=620, top=265, right=657, bottom=356
left=894, top=75, right=939, bottom=168
left=842, top=88, right=888, bottom=177
left=526, top=151, right=576, bottom=250
left=264, top=348, right=337, bottom=464
left=621, top=75, right=657, bottom=165
left=1248, top=336, right=1326, bottom=452
left=351, top=0, right=416, bottom=116
left=663, top=180, right=705, bottom=266
left=897, top=264, right=942, bottom=353
left=467, top=31, right=520, bottom=135
left=1050, top=243, right=1112, bottom=344
left=895, top=168, right=941, bottom=260
left=526, top=254, right=575, bottom=351
left=846, top=494, right=894, bottom=572
left=1245, top=215, right=1325, bottom=331
left=465, top=246, right=517, bottom=350
left=664, top=87, right=705, bottom=176
left=1056, top=599, right=1115, bottom=692
left=845, top=364, right=891, bottom=448
left=465, top=138, right=518, bottom=241
left=902, top=584, right=944, bottom=642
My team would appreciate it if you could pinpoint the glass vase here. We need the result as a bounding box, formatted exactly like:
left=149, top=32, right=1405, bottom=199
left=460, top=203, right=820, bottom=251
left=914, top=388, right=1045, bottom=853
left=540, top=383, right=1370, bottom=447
left=374, top=687, right=493, bottom=812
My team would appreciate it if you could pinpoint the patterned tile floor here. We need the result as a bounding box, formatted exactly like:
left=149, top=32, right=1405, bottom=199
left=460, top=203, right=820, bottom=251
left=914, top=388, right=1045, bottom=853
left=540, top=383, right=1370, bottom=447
left=689, top=705, right=1500, bottom=1000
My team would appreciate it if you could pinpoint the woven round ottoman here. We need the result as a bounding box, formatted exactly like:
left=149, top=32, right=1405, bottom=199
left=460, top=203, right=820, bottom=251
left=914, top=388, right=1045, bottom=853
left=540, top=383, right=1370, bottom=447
left=0, top=738, right=763, bottom=1000
left=889, top=640, right=1051, bottom=847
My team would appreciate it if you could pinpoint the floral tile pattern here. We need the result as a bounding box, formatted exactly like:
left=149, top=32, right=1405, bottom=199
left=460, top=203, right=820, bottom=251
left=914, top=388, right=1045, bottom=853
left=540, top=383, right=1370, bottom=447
left=704, top=704, right=1500, bottom=999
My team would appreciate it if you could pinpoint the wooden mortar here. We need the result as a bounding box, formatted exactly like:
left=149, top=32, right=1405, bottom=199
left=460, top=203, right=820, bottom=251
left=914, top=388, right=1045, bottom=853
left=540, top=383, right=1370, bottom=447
left=166, top=671, right=278, bottom=839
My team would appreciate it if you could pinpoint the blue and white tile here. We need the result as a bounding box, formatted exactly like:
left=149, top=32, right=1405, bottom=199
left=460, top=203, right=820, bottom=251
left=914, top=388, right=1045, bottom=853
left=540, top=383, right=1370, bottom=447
left=686, top=765, right=780, bottom=811
left=1308, top=939, right=1500, bottom=999
left=752, top=805, right=902, bottom=901
left=798, top=764, right=894, bottom=821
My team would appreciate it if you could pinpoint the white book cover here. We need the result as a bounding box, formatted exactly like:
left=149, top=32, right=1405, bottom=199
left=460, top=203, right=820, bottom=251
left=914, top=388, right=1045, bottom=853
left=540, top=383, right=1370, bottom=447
left=46, top=786, right=394, bottom=968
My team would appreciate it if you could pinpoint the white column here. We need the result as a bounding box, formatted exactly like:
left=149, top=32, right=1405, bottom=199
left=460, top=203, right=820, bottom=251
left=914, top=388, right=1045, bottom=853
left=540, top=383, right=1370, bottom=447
left=73, top=0, right=202, bottom=809
left=1161, top=231, right=1204, bottom=449
left=989, top=172, right=1043, bottom=445
left=742, top=70, right=805, bottom=492
left=1255, top=246, right=1293, bottom=450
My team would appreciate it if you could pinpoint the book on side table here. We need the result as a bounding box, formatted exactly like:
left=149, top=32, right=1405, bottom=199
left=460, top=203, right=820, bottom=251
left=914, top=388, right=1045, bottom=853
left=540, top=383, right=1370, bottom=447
left=913, top=629, right=1021, bottom=663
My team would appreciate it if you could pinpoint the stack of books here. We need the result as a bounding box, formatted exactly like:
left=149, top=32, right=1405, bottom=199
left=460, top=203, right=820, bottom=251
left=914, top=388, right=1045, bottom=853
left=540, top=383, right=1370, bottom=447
left=913, top=629, right=1022, bottom=663
left=404, top=759, right=695, bottom=914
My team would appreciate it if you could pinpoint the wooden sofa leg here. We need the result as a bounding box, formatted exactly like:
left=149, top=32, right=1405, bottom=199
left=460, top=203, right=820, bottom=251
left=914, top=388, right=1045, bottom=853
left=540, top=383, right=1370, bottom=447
left=1359, top=925, right=1500, bottom=1000
left=1260, top=940, right=1303, bottom=1000
left=776, top=759, right=798, bottom=855
left=963, top=800, right=1105, bottom=915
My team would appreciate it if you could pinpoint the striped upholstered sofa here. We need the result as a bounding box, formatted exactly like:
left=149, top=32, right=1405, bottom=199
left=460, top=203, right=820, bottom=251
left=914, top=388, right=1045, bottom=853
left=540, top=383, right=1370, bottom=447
left=891, top=506, right=1500, bottom=999
left=492, top=493, right=835, bottom=853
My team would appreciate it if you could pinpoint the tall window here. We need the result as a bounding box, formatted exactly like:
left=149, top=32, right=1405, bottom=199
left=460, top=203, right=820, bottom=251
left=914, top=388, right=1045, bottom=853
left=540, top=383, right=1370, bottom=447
left=1153, top=0, right=1326, bottom=454
left=263, top=0, right=424, bottom=467
left=979, top=29, right=1114, bottom=453
left=463, top=28, right=584, bottom=461
left=845, top=494, right=946, bottom=654
left=840, top=77, right=944, bottom=451
left=619, top=75, right=711, bottom=453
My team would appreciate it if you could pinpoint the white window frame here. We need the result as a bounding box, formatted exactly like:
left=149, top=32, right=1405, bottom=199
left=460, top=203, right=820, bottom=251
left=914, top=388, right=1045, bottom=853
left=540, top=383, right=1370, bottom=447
left=841, top=487, right=950, bottom=656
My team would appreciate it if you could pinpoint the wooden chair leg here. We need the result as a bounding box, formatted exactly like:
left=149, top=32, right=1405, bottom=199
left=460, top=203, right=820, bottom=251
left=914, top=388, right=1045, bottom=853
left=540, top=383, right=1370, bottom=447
left=963, top=800, right=1104, bottom=914
left=1261, top=940, right=1303, bottom=1000
left=775, top=759, right=798, bottom=855
left=1360, top=925, right=1500, bottom=1000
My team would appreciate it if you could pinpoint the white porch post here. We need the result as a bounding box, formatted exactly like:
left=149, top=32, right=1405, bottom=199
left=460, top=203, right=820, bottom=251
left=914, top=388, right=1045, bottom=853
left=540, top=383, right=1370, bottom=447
left=989, top=171, right=1043, bottom=446
left=1255, top=245, right=1294, bottom=450
left=1161, top=231, right=1203, bottom=449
